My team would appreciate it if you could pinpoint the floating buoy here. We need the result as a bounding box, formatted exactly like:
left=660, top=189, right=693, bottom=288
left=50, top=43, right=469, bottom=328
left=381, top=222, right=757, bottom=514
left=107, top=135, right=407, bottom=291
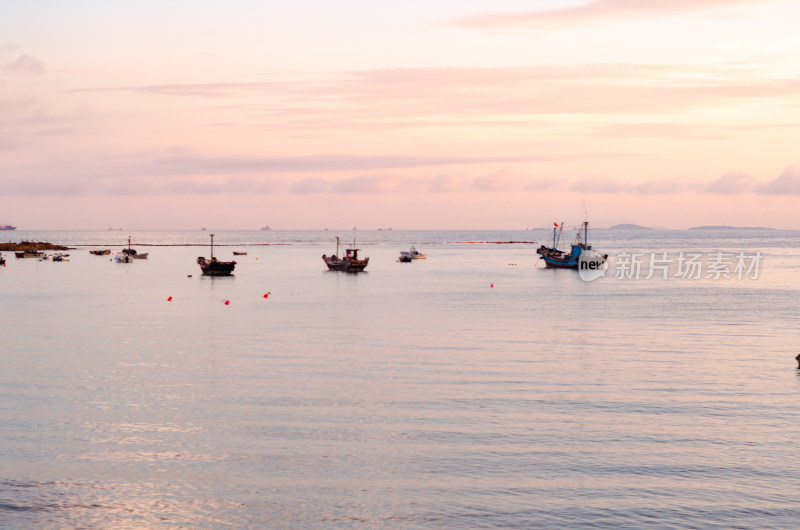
left=224, top=300, right=230, bottom=305
left=167, top=296, right=173, bottom=301
left=187, top=274, right=192, bottom=278
left=263, top=293, right=269, bottom=298
left=491, top=283, right=494, bottom=288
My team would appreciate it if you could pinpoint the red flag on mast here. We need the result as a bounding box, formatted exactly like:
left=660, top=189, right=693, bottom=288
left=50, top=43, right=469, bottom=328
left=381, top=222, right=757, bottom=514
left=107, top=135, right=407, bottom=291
left=553, top=222, right=558, bottom=227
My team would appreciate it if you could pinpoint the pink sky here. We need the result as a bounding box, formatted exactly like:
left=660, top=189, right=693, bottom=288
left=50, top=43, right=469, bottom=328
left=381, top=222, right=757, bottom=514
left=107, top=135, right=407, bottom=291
left=1, top=0, right=799, bottom=229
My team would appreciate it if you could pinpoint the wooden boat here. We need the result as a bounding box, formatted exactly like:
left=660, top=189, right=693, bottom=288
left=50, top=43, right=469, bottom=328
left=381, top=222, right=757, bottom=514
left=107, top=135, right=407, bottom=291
left=122, top=237, right=148, bottom=259
left=398, top=251, right=412, bottom=262
left=90, top=249, right=111, bottom=255
left=233, top=251, right=247, bottom=255
left=0, top=253, right=5, bottom=265
left=198, top=234, right=236, bottom=276
left=536, top=221, right=607, bottom=269
left=15, top=250, right=42, bottom=258
left=323, top=237, right=369, bottom=272
left=409, top=246, right=426, bottom=259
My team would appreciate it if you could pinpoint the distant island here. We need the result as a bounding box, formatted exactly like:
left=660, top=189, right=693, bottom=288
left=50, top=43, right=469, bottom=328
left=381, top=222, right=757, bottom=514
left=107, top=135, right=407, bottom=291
left=607, top=224, right=653, bottom=230
left=688, top=225, right=776, bottom=231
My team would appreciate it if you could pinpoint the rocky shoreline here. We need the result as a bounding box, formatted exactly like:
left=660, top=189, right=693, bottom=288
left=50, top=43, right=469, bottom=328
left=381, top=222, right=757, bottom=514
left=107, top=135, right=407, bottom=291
left=0, top=241, right=71, bottom=251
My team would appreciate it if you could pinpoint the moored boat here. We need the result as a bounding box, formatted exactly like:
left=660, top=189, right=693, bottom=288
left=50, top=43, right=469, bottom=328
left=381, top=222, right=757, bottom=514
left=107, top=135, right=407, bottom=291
left=409, top=246, right=426, bottom=259
left=198, top=234, right=236, bottom=276
left=536, top=221, right=607, bottom=269
left=398, top=251, right=413, bottom=262
left=90, top=249, right=111, bottom=255
left=15, top=250, right=43, bottom=258
left=122, top=237, right=148, bottom=259
left=0, top=225, right=16, bottom=231
left=323, top=237, right=369, bottom=272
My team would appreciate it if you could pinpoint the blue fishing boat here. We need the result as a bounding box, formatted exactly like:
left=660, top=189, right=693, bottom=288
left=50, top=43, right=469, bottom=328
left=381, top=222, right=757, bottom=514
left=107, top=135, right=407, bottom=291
left=537, top=221, right=607, bottom=269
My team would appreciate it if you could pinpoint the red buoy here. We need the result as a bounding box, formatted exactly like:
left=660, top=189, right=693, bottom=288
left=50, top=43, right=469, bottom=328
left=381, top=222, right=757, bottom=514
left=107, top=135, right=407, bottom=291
left=224, top=300, right=230, bottom=305
left=167, top=296, right=173, bottom=301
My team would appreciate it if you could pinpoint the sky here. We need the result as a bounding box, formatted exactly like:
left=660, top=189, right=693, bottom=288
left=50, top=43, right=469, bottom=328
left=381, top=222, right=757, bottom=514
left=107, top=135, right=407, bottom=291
left=1, top=0, right=799, bottom=230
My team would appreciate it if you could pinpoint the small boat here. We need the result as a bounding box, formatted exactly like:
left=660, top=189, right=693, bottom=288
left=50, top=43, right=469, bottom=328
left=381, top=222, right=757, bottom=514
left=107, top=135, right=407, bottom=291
left=52, top=253, right=70, bottom=262
left=323, top=237, right=369, bottom=272
left=15, top=250, right=43, bottom=258
left=198, top=234, right=236, bottom=276
left=114, top=253, right=133, bottom=263
left=0, top=253, right=5, bottom=265
left=122, top=237, right=148, bottom=259
left=536, top=221, right=607, bottom=269
left=0, top=225, right=16, bottom=231
left=90, top=249, right=111, bottom=255
left=233, top=251, right=247, bottom=256
left=398, top=251, right=413, bottom=262
left=261, top=225, right=271, bottom=230
left=409, top=246, right=426, bottom=259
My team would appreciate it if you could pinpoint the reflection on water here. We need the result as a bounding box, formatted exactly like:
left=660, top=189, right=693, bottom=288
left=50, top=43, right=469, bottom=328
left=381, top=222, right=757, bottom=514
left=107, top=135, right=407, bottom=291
left=1, top=230, right=800, bottom=527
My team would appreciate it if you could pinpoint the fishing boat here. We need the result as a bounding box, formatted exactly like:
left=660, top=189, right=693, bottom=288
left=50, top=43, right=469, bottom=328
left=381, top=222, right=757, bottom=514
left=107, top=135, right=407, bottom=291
left=232, top=251, right=247, bottom=256
left=198, top=234, right=236, bottom=276
left=15, top=250, right=42, bottom=258
left=398, top=251, right=413, bottom=262
left=322, top=237, right=369, bottom=272
left=0, top=253, right=5, bottom=265
left=536, top=221, right=607, bottom=269
left=0, top=225, right=16, bottom=231
left=121, top=237, right=148, bottom=259
left=409, top=246, right=426, bottom=259
left=90, top=249, right=111, bottom=255
left=114, top=253, right=133, bottom=263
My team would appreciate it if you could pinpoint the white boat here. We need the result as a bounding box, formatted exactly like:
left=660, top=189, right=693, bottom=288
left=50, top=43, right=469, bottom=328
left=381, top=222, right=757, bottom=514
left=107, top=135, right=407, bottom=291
left=409, top=246, right=426, bottom=259
left=114, top=253, right=133, bottom=263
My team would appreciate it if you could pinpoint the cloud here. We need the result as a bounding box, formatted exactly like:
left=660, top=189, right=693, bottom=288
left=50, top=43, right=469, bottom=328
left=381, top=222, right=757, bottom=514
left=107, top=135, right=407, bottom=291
left=755, top=166, right=800, bottom=194
left=570, top=177, right=633, bottom=194
left=427, top=173, right=469, bottom=193
left=451, top=0, right=765, bottom=30
left=472, top=171, right=516, bottom=191
left=71, top=63, right=800, bottom=133
left=703, top=171, right=757, bottom=194
left=4, top=54, right=44, bottom=74
left=139, top=153, right=538, bottom=176
left=289, top=177, right=331, bottom=194
left=635, top=179, right=685, bottom=195
left=330, top=174, right=404, bottom=194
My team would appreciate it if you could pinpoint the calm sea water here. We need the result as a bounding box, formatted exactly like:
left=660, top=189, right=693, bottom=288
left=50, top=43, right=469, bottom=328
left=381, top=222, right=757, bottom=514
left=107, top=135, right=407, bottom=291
left=2, top=229, right=799, bottom=528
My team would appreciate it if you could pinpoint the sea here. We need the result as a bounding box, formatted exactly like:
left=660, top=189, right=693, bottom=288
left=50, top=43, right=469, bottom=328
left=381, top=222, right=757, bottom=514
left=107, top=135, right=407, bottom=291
left=1, top=228, right=799, bottom=529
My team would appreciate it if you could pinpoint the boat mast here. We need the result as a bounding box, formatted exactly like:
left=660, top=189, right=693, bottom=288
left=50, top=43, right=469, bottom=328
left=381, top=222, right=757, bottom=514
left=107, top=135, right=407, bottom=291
left=584, top=221, right=588, bottom=246
left=552, top=224, right=557, bottom=251
left=128, top=236, right=131, bottom=251
left=555, top=222, right=564, bottom=249
left=210, top=233, right=215, bottom=259
left=335, top=236, right=340, bottom=257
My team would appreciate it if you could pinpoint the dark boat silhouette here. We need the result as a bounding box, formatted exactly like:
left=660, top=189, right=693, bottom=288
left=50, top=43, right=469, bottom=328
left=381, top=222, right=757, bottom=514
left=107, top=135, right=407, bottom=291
left=198, top=234, right=236, bottom=276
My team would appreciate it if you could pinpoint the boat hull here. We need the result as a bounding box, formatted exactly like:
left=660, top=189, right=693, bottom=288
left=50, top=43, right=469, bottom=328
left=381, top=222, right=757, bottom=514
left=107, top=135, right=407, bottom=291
left=323, top=256, right=369, bottom=272
left=199, top=257, right=236, bottom=276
